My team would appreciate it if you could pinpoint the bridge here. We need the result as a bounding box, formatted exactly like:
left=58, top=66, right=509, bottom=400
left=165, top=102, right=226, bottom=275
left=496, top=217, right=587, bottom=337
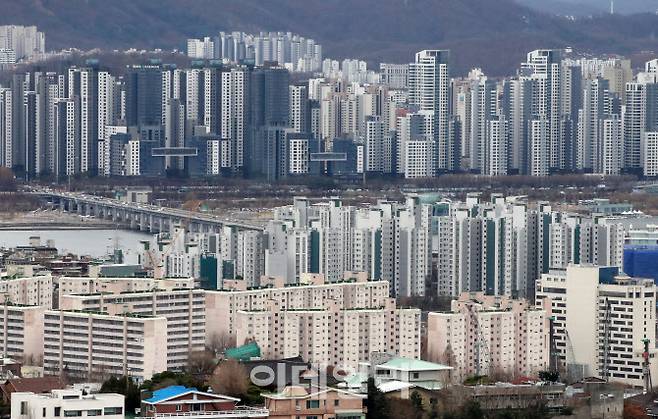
left=32, top=189, right=265, bottom=234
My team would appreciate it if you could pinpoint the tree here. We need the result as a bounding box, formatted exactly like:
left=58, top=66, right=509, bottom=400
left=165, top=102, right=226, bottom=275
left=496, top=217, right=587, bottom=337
left=458, top=400, right=484, bottom=419
left=0, top=167, right=16, bottom=191
left=207, top=332, right=237, bottom=356
left=100, top=376, right=141, bottom=415
left=410, top=391, right=424, bottom=419
left=141, top=371, right=208, bottom=393
left=624, top=403, right=649, bottom=419
left=388, top=398, right=417, bottom=419
left=538, top=370, right=560, bottom=383
left=209, top=359, right=249, bottom=398
left=365, top=377, right=390, bottom=419
left=186, top=350, right=216, bottom=375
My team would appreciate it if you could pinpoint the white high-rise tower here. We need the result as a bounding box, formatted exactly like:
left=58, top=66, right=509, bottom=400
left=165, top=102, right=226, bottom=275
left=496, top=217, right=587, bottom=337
left=409, top=50, right=450, bottom=174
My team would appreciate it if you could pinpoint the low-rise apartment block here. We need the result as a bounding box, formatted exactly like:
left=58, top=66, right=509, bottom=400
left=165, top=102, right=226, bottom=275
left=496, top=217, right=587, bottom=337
left=11, top=388, right=124, bottom=419
left=236, top=298, right=420, bottom=370
left=205, top=272, right=389, bottom=343
left=536, top=265, right=658, bottom=388
left=0, top=304, right=45, bottom=364
left=43, top=310, right=168, bottom=382
left=59, top=288, right=205, bottom=370
left=427, top=292, right=549, bottom=382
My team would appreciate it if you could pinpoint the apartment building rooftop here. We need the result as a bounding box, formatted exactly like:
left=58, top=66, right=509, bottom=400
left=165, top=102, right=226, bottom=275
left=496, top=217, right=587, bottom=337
left=214, top=272, right=372, bottom=292
left=58, top=309, right=160, bottom=319
left=544, top=266, right=654, bottom=286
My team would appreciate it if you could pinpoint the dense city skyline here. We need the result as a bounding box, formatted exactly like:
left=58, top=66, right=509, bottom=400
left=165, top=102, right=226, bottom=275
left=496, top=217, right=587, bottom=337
left=2, top=26, right=658, bottom=183
left=2, top=6, right=658, bottom=418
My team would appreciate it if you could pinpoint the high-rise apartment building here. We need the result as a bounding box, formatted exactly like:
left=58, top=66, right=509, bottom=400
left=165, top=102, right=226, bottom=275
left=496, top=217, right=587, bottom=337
left=427, top=292, right=549, bottom=382
left=43, top=310, right=168, bottom=382
left=0, top=304, right=45, bottom=363
left=536, top=265, right=658, bottom=388
left=236, top=298, right=420, bottom=370
left=0, top=25, right=45, bottom=62
left=522, top=50, right=563, bottom=172
left=58, top=288, right=205, bottom=371
left=204, top=273, right=388, bottom=342
left=0, top=274, right=52, bottom=307
left=409, top=50, right=450, bottom=172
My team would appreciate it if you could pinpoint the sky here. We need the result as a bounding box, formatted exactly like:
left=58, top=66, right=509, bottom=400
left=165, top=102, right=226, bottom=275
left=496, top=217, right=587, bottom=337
left=518, top=0, right=658, bottom=14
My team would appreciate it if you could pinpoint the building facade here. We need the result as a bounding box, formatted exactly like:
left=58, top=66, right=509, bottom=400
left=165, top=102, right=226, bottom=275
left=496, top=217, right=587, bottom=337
left=536, top=265, right=658, bottom=388
left=236, top=298, right=421, bottom=370
left=427, top=292, right=549, bottom=382
left=42, top=310, right=168, bottom=382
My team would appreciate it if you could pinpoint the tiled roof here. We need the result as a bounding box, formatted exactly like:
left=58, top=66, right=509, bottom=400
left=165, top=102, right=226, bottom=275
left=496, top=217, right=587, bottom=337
left=4, top=377, right=64, bottom=394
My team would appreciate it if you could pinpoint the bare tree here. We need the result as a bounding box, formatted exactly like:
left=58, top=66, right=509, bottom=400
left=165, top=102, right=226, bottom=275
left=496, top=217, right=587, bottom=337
left=0, top=167, right=16, bottom=192
left=489, top=365, right=514, bottom=383
left=187, top=350, right=216, bottom=375
left=209, top=359, right=249, bottom=398
left=439, top=345, right=457, bottom=385
left=207, top=332, right=237, bottom=356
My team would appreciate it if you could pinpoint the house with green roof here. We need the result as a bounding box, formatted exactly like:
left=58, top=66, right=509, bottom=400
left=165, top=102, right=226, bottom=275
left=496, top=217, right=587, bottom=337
left=374, top=357, right=453, bottom=391
left=339, top=356, right=453, bottom=395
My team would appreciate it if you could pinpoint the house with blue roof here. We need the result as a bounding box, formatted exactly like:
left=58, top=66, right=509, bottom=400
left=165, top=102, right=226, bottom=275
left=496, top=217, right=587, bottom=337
left=139, top=385, right=268, bottom=418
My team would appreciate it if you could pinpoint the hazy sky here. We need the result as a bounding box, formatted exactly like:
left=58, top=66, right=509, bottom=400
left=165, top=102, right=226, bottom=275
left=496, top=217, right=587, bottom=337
left=519, top=0, right=657, bottom=14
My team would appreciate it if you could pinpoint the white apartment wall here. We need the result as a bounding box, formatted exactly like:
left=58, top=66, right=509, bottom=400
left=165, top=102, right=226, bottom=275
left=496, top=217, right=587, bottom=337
left=11, top=390, right=124, bottom=419
left=0, top=305, right=45, bottom=364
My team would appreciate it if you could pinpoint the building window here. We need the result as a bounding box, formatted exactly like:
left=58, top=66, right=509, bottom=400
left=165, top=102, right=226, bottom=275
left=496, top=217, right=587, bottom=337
left=87, top=410, right=102, bottom=416
left=306, top=400, right=320, bottom=409
left=176, top=404, right=183, bottom=412
left=54, top=407, right=61, bottom=417
left=63, top=411, right=82, bottom=417
left=103, top=407, right=123, bottom=415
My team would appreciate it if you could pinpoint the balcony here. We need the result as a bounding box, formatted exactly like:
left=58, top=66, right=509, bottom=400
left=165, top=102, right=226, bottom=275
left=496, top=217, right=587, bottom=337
left=136, top=407, right=269, bottom=419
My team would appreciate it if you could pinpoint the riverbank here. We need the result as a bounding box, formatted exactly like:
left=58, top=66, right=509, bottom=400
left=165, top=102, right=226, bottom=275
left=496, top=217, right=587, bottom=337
left=0, top=210, right=118, bottom=230
left=0, top=228, right=150, bottom=263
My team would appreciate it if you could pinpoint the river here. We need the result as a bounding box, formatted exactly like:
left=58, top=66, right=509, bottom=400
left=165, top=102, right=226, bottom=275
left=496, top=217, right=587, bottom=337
left=0, top=229, right=152, bottom=264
